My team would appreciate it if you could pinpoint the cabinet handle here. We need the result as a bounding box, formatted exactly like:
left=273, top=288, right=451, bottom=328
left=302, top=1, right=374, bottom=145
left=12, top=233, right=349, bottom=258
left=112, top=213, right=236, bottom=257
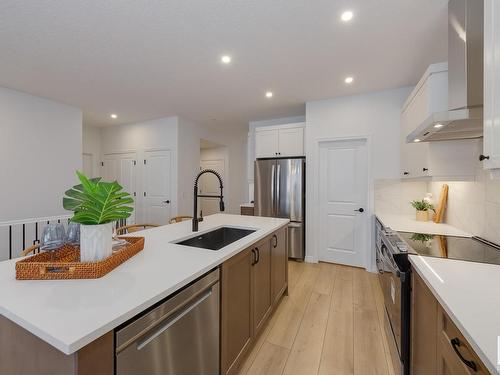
left=251, top=249, right=257, bottom=266
left=272, top=234, right=278, bottom=248
left=450, top=338, right=478, bottom=372
left=255, top=247, right=260, bottom=264
left=479, top=154, right=490, bottom=161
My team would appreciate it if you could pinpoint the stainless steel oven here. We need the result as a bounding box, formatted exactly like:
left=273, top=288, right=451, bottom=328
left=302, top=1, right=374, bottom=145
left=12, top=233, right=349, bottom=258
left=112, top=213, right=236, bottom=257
left=115, top=269, right=220, bottom=375
left=376, top=220, right=411, bottom=375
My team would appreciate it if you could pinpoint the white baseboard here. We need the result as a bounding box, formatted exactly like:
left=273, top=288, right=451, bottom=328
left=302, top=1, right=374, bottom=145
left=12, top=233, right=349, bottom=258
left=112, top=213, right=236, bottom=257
left=304, top=255, right=318, bottom=263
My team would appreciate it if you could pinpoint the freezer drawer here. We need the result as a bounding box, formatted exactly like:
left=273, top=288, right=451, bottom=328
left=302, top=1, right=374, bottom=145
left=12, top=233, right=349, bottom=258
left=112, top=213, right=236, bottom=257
left=288, top=222, right=304, bottom=260
left=115, top=269, right=220, bottom=375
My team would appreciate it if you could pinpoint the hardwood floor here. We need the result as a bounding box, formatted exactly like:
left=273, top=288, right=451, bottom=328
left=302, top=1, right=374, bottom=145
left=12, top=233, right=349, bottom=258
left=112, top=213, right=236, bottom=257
left=237, top=261, right=395, bottom=375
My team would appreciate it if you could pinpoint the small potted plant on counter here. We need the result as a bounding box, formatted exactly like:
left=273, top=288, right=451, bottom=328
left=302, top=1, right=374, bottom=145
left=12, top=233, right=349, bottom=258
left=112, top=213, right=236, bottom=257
left=63, top=171, right=134, bottom=262
left=411, top=199, right=434, bottom=222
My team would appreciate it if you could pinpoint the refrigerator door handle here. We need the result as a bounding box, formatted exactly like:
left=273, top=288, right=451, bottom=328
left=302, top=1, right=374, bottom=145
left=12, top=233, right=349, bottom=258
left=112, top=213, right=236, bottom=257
left=271, top=164, right=275, bottom=216
left=276, top=163, right=281, bottom=217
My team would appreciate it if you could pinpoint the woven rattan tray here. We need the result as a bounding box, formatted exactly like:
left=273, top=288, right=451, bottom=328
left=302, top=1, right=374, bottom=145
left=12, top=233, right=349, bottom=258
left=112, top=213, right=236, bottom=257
left=15, top=237, right=144, bottom=280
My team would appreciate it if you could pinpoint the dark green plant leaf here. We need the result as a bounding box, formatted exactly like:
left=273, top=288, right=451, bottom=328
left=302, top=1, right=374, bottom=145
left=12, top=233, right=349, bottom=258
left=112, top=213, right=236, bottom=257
left=63, top=171, right=134, bottom=225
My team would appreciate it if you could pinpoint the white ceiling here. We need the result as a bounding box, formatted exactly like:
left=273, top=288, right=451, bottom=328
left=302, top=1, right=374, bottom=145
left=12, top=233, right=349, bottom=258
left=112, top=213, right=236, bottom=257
left=0, top=0, right=448, bottom=130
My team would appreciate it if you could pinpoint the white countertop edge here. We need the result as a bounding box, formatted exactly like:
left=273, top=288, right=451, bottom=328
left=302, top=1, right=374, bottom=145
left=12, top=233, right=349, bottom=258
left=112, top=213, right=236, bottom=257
left=0, top=218, right=289, bottom=355
left=409, top=255, right=500, bottom=375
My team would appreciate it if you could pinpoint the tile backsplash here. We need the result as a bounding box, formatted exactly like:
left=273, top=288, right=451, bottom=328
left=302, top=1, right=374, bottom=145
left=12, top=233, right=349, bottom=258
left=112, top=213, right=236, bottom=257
left=374, top=179, right=428, bottom=215
left=375, top=163, right=500, bottom=245
left=428, top=165, right=500, bottom=245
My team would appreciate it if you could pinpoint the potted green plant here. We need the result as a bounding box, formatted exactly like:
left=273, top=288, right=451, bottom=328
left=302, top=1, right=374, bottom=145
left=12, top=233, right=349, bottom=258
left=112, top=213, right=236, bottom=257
left=63, top=171, right=134, bottom=262
left=410, top=199, right=434, bottom=222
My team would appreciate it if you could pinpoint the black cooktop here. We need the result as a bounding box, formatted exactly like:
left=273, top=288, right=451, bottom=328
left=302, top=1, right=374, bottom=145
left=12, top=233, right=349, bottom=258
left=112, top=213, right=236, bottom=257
left=397, top=231, right=500, bottom=266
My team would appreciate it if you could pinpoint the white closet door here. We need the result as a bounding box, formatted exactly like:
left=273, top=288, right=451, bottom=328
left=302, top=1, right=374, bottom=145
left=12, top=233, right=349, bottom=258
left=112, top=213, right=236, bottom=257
left=143, top=150, right=172, bottom=225
left=103, top=153, right=137, bottom=224
left=318, top=138, right=369, bottom=268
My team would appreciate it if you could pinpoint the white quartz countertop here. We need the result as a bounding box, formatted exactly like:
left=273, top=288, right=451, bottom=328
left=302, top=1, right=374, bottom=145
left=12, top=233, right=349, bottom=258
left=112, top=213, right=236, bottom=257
left=376, top=213, right=471, bottom=237
left=0, top=214, right=289, bottom=355
left=410, top=255, right=500, bottom=374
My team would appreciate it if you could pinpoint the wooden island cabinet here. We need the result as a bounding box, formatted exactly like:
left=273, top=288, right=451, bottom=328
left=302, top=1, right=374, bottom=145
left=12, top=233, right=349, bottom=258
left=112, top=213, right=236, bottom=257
left=221, top=226, right=288, bottom=375
left=411, top=270, right=490, bottom=375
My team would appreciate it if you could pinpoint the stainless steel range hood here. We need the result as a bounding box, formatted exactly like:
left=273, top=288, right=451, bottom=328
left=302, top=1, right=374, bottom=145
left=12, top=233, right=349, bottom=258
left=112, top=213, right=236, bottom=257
left=407, top=0, right=483, bottom=143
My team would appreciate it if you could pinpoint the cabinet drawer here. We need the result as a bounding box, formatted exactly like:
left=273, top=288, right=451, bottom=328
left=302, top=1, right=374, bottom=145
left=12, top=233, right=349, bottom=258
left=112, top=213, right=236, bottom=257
left=437, top=307, right=490, bottom=375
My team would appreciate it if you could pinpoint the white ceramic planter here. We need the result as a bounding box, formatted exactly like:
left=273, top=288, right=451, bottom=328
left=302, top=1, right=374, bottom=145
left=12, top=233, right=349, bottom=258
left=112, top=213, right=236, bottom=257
left=80, top=223, right=113, bottom=262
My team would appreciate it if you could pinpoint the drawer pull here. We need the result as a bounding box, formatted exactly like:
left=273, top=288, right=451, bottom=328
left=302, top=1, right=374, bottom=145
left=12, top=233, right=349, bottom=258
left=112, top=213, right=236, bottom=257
left=451, top=337, right=477, bottom=372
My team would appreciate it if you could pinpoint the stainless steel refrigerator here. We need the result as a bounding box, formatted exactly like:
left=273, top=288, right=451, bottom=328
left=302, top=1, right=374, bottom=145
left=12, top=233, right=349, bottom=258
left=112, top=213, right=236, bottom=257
left=254, top=157, right=305, bottom=260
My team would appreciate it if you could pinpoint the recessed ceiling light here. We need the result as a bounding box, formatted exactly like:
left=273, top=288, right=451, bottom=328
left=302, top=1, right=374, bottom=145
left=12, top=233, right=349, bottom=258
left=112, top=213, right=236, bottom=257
left=221, top=55, right=232, bottom=64
left=345, top=76, right=354, bottom=84
left=414, top=138, right=421, bottom=143
left=434, top=123, right=444, bottom=128
left=341, top=10, right=354, bottom=22
left=265, top=91, right=273, bottom=98
left=110, top=114, right=118, bottom=119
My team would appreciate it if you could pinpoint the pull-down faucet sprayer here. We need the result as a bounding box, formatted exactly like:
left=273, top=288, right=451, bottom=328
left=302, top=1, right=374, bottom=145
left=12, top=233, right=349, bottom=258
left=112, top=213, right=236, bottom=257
left=192, top=169, right=225, bottom=231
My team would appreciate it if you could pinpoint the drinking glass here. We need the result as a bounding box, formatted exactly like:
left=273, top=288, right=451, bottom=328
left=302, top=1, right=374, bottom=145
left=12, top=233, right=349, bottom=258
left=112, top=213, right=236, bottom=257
left=40, top=223, right=67, bottom=251
left=67, top=222, right=80, bottom=246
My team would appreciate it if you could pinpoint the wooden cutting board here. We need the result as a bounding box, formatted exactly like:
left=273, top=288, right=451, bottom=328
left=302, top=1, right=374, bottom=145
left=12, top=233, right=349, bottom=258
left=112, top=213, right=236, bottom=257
left=433, top=184, right=448, bottom=223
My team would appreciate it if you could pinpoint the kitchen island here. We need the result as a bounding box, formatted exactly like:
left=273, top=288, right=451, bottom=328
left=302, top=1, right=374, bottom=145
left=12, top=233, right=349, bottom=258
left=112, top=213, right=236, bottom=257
left=0, top=214, right=289, bottom=374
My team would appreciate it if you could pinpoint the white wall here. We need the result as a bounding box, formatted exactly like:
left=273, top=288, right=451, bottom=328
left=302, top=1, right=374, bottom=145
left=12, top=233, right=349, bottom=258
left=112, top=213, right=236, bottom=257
left=305, top=86, right=412, bottom=266
left=96, top=116, right=247, bottom=222
left=0, top=87, right=82, bottom=222
left=82, top=125, right=101, bottom=178
left=177, top=117, right=247, bottom=216
left=99, top=116, right=179, bottom=222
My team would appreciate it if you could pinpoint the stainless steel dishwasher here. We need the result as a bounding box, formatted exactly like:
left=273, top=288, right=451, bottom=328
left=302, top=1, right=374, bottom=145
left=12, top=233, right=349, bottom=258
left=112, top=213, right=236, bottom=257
left=115, top=269, right=220, bottom=375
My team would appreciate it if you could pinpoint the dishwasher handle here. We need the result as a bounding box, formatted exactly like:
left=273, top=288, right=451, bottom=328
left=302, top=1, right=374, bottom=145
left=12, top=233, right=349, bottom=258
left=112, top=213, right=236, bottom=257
left=136, top=288, right=213, bottom=351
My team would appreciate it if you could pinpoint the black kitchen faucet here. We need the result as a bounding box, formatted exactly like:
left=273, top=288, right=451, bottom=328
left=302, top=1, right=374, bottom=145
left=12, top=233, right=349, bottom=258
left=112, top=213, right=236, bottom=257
left=192, top=169, right=225, bottom=231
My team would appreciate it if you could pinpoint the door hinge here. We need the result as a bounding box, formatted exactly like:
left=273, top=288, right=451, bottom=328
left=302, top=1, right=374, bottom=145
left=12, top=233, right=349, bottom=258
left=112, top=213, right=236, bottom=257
left=143, top=192, right=146, bottom=197
left=101, top=161, right=104, bottom=167
left=133, top=192, right=136, bottom=197
left=133, top=160, right=137, bottom=166
left=144, top=159, right=147, bottom=165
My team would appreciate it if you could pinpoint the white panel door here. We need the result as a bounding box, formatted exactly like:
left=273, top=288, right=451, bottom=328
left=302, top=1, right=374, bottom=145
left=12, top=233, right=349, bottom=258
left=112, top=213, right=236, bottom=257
left=103, top=153, right=137, bottom=224
left=199, top=159, right=225, bottom=216
left=278, top=127, right=304, bottom=156
left=143, top=150, right=172, bottom=225
left=255, top=129, right=279, bottom=158
left=318, top=138, right=368, bottom=268
left=102, top=155, right=119, bottom=182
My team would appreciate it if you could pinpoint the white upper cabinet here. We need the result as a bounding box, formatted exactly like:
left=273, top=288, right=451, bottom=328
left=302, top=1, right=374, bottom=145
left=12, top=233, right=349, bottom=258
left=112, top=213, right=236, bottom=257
left=255, top=128, right=279, bottom=158
left=483, top=0, right=500, bottom=172
left=255, top=123, right=305, bottom=158
left=400, top=63, right=478, bottom=180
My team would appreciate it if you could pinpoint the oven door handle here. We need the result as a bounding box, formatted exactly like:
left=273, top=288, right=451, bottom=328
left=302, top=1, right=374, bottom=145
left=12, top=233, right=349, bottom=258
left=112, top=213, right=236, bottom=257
left=380, top=249, right=401, bottom=278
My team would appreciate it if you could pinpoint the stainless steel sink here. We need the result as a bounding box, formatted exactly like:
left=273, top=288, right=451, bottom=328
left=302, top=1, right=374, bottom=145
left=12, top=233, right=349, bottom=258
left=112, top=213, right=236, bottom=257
left=174, top=226, right=256, bottom=250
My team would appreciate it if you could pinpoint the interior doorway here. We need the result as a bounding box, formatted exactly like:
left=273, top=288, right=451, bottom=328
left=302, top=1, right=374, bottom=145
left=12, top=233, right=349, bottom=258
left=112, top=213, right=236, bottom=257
left=199, top=139, right=228, bottom=217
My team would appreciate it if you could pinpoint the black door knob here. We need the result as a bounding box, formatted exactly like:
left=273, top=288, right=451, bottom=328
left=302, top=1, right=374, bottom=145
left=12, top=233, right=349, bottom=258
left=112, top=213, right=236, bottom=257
left=422, top=168, right=428, bottom=172
left=163, top=200, right=170, bottom=204
left=355, top=208, right=364, bottom=213
left=479, top=154, right=490, bottom=161
left=403, top=172, right=409, bottom=176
